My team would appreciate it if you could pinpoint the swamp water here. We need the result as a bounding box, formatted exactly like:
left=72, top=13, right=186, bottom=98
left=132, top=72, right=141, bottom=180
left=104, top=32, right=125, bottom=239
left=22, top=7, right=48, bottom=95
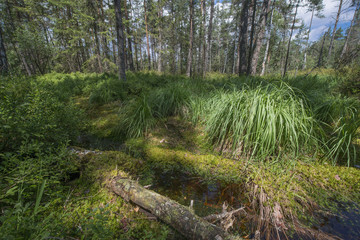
left=149, top=170, right=360, bottom=240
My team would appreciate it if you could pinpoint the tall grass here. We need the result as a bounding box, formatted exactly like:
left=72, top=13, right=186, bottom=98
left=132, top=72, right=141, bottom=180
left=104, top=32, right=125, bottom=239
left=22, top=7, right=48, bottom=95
left=198, top=84, right=320, bottom=159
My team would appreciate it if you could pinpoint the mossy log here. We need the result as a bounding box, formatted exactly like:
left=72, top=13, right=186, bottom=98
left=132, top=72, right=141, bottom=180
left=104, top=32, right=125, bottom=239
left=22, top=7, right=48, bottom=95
left=111, top=176, right=229, bottom=240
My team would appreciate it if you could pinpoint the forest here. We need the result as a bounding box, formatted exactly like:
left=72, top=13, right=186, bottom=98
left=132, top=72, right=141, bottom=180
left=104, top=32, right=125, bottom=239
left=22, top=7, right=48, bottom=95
left=0, top=0, right=360, bottom=239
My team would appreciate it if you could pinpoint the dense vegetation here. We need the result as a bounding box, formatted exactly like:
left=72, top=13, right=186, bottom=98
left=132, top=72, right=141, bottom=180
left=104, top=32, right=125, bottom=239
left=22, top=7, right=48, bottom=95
left=1, top=70, right=360, bottom=239
left=1, top=0, right=360, bottom=239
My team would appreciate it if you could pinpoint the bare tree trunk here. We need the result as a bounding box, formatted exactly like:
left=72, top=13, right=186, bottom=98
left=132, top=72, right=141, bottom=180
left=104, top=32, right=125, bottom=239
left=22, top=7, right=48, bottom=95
left=238, top=0, right=250, bottom=75
left=114, top=0, right=127, bottom=81
left=201, top=0, right=206, bottom=76
left=157, top=1, right=163, bottom=72
left=260, top=2, right=274, bottom=76
left=204, top=0, right=215, bottom=76
left=124, top=0, right=135, bottom=71
left=283, top=0, right=299, bottom=77
left=303, top=7, right=314, bottom=69
left=250, top=0, right=271, bottom=75
left=340, top=2, right=359, bottom=59
left=144, top=0, right=151, bottom=70
left=247, top=0, right=257, bottom=75
left=318, top=33, right=327, bottom=67
left=186, top=0, right=194, bottom=77
left=328, top=0, right=343, bottom=60
left=0, top=25, right=9, bottom=75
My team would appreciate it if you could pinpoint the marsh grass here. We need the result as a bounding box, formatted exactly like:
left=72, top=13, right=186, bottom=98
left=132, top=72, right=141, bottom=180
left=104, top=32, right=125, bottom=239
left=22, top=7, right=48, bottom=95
left=199, top=84, right=320, bottom=159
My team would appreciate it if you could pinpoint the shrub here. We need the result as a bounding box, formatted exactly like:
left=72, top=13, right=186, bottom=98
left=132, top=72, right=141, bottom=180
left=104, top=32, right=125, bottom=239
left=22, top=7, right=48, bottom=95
left=0, top=76, right=83, bottom=153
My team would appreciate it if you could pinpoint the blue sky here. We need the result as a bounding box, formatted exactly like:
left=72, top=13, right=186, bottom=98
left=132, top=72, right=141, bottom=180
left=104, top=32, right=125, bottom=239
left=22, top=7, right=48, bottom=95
left=215, top=0, right=356, bottom=41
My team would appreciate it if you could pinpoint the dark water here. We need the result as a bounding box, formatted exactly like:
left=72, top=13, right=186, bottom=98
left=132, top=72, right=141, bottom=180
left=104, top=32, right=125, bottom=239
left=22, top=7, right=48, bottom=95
left=316, top=201, right=360, bottom=240
left=149, top=170, right=360, bottom=240
left=76, top=134, right=125, bottom=151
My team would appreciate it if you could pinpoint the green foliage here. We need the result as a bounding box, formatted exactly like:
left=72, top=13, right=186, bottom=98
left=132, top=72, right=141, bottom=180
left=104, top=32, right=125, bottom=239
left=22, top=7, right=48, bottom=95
left=0, top=76, right=83, bottom=152
left=198, top=84, right=319, bottom=159
left=89, top=77, right=126, bottom=105
left=119, top=95, right=156, bottom=138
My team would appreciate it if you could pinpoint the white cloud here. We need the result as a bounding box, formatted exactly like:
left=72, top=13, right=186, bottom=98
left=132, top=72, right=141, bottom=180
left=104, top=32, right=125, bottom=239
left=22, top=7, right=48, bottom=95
left=297, top=0, right=355, bottom=41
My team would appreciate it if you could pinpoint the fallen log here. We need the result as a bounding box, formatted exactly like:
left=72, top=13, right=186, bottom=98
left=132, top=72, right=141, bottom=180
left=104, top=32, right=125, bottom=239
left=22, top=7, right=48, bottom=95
left=111, top=176, right=230, bottom=240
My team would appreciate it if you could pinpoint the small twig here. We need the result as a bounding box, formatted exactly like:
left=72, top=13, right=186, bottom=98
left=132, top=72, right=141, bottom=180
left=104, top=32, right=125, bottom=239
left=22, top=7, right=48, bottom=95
left=203, top=207, right=245, bottom=222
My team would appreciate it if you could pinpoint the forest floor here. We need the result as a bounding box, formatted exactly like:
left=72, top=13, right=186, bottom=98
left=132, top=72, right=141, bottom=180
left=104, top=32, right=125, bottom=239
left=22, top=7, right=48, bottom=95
left=66, top=95, right=360, bottom=240
left=1, top=72, right=360, bottom=240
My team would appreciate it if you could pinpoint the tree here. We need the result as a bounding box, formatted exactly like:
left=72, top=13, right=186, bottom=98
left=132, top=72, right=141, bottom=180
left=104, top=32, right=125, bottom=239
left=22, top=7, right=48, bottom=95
left=0, top=24, right=8, bottom=75
left=205, top=0, right=215, bottom=76
left=283, top=0, right=300, bottom=77
left=328, top=0, right=343, bottom=60
left=340, top=1, right=360, bottom=59
left=114, top=0, right=127, bottom=81
left=238, top=0, right=251, bottom=75
left=186, top=0, right=194, bottom=77
left=250, top=0, right=272, bottom=75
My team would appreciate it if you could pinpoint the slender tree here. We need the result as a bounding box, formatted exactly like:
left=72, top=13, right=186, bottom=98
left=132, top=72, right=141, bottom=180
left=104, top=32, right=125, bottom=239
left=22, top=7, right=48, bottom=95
left=204, top=0, right=215, bottom=76
left=283, top=0, right=300, bottom=77
left=250, top=0, right=272, bottom=75
left=114, top=0, right=127, bottom=81
left=260, top=1, right=275, bottom=76
left=238, top=0, right=250, bottom=75
left=328, top=0, right=343, bottom=59
left=0, top=24, right=8, bottom=75
left=124, top=0, right=135, bottom=71
left=186, top=0, right=194, bottom=77
left=144, top=0, right=151, bottom=70
left=340, top=1, right=359, bottom=58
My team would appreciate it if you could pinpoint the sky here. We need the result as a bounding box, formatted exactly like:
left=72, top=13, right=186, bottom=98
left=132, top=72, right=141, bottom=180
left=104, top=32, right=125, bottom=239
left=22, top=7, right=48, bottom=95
left=297, top=0, right=356, bottom=41
left=215, top=0, right=356, bottom=42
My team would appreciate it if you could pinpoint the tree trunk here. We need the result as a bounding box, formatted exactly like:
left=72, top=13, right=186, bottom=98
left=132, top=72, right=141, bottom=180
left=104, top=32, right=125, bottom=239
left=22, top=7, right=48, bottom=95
left=238, top=0, right=250, bottom=75
left=318, top=33, right=327, bottom=67
left=340, top=2, right=359, bottom=59
left=303, top=7, right=314, bottom=69
left=250, top=0, right=271, bottom=75
left=283, top=0, right=299, bottom=77
left=144, top=0, right=151, bottom=70
left=124, top=0, right=135, bottom=71
left=247, top=0, right=257, bottom=75
left=158, top=1, right=163, bottom=72
left=0, top=24, right=9, bottom=75
left=260, top=2, right=274, bottom=76
left=328, top=0, right=343, bottom=60
left=111, top=177, right=228, bottom=240
left=204, top=0, right=215, bottom=76
left=114, top=0, right=127, bottom=81
left=186, top=0, right=194, bottom=77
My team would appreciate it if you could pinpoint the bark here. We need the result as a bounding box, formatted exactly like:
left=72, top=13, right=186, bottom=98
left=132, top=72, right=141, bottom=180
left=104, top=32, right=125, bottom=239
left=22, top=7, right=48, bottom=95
left=247, top=0, right=257, bottom=75
left=328, top=0, right=343, bottom=59
left=303, top=7, right=314, bottom=69
left=114, top=0, right=127, bottom=81
left=250, top=0, right=271, bottom=75
left=260, top=2, right=275, bottom=76
left=157, top=1, right=163, bottom=72
left=144, top=0, right=151, bottom=70
left=111, top=177, right=228, bottom=240
left=186, top=0, right=194, bottom=77
left=204, top=0, right=215, bottom=76
left=124, top=0, right=135, bottom=71
left=340, top=2, right=359, bottom=59
left=238, top=0, right=250, bottom=75
left=201, top=0, right=206, bottom=76
left=0, top=24, right=9, bottom=75
left=283, top=0, right=299, bottom=77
